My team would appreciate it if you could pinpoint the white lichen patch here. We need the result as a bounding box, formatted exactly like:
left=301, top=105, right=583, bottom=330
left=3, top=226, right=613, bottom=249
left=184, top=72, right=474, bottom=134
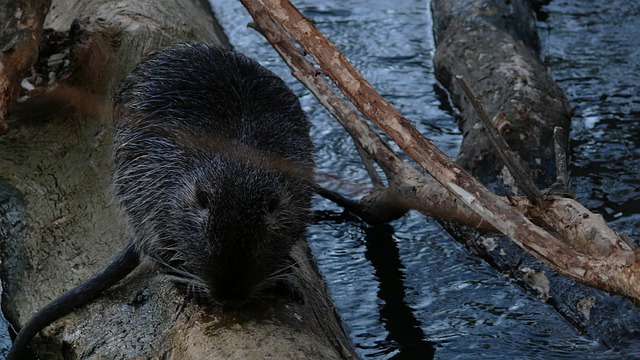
left=480, top=236, right=497, bottom=252
left=521, top=267, right=550, bottom=301
left=576, top=296, right=596, bottom=320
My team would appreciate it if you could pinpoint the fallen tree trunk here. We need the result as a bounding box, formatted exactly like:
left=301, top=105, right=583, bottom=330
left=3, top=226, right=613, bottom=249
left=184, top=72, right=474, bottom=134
left=0, top=0, right=356, bottom=358
left=432, top=0, right=572, bottom=187
left=247, top=0, right=640, bottom=298
left=431, top=0, right=640, bottom=344
left=242, top=0, right=640, bottom=346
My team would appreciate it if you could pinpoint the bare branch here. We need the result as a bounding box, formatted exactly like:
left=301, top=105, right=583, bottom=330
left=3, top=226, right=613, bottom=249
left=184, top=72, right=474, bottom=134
left=545, top=126, right=574, bottom=197
left=241, top=0, right=492, bottom=227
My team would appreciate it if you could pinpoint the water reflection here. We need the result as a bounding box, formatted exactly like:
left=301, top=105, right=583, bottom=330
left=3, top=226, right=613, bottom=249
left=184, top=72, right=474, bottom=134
left=363, top=224, right=436, bottom=359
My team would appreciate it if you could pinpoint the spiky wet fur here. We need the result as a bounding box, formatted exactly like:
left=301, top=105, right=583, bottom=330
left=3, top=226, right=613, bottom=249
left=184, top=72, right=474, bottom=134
left=8, top=42, right=314, bottom=359
left=113, top=42, right=314, bottom=303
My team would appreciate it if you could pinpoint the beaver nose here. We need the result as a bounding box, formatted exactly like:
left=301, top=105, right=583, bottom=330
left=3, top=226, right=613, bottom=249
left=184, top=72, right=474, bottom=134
left=211, top=274, right=253, bottom=307
left=218, top=285, right=248, bottom=303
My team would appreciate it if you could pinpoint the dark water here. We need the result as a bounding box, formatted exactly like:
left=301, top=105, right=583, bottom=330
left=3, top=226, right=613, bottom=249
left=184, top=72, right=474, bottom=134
left=209, top=0, right=640, bottom=359
left=538, top=0, right=640, bottom=238
left=2, top=0, right=637, bottom=358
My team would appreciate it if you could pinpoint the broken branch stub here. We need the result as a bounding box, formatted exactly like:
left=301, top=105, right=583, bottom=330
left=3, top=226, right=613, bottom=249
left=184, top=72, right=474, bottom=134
left=455, top=75, right=545, bottom=207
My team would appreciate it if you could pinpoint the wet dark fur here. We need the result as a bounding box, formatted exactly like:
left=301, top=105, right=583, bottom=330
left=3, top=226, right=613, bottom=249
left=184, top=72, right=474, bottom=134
left=8, top=42, right=314, bottom=359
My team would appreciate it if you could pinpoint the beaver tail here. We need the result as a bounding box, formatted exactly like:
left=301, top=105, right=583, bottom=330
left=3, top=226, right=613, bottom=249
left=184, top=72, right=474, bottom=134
left=7, top=238, right=140, bottom=360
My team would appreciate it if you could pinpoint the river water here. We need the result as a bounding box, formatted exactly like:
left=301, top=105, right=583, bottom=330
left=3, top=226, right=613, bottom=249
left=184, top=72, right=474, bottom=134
left=208, top=0, right=640, bottom=359
left=538, top=0, right=640, bottom=238
left=1, top=0, right=637, bottom=359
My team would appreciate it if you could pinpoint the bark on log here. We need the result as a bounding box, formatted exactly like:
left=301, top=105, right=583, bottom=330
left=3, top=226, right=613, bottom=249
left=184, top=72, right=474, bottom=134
left=0, top=0, right=356, bottom=358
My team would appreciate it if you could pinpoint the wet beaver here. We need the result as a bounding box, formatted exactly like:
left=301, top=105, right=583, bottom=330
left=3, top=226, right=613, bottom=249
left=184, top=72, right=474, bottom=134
left=8, top=42, right=314, bottom=359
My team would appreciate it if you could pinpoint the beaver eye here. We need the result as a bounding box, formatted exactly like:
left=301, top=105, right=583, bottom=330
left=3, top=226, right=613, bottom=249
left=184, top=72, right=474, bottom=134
left=196, top=190, right=210, bottom=209
left=265, top=195, right=280, bottom=214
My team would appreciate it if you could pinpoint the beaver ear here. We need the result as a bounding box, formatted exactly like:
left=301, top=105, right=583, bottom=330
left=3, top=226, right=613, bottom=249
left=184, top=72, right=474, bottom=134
left=196, top=190, right=210, bottom=209
left=265, top=194, right=280, bottom=214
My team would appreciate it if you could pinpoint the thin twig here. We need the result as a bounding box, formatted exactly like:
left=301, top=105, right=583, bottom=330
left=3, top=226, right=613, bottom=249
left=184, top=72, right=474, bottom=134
left=354, top=142, right=384, bottom=187
left=553, top=127, right=568, bottom=187
left=544, top=126, right=573, bottom=197
left=553, top=127, right=572, bottom=193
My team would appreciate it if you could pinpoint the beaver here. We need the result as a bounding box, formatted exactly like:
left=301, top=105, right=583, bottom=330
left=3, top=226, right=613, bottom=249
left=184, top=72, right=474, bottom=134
left=8, top=42, right=315, bottom=359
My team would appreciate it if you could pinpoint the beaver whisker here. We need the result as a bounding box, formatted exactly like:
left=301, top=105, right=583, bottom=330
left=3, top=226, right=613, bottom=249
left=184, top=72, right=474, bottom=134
left=249, top=261, right=300, bottom=294
left=161, top=275, right=212, bottom=300
left=152, top=255, right=216, bottom=302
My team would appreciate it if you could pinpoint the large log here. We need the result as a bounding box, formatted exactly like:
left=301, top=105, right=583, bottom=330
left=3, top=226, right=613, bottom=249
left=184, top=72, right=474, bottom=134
left=0, top=0, right=356, bottom=358
left=432, top=0, right=571, bottom=187
left=431, top=0, right=640, bottom=345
